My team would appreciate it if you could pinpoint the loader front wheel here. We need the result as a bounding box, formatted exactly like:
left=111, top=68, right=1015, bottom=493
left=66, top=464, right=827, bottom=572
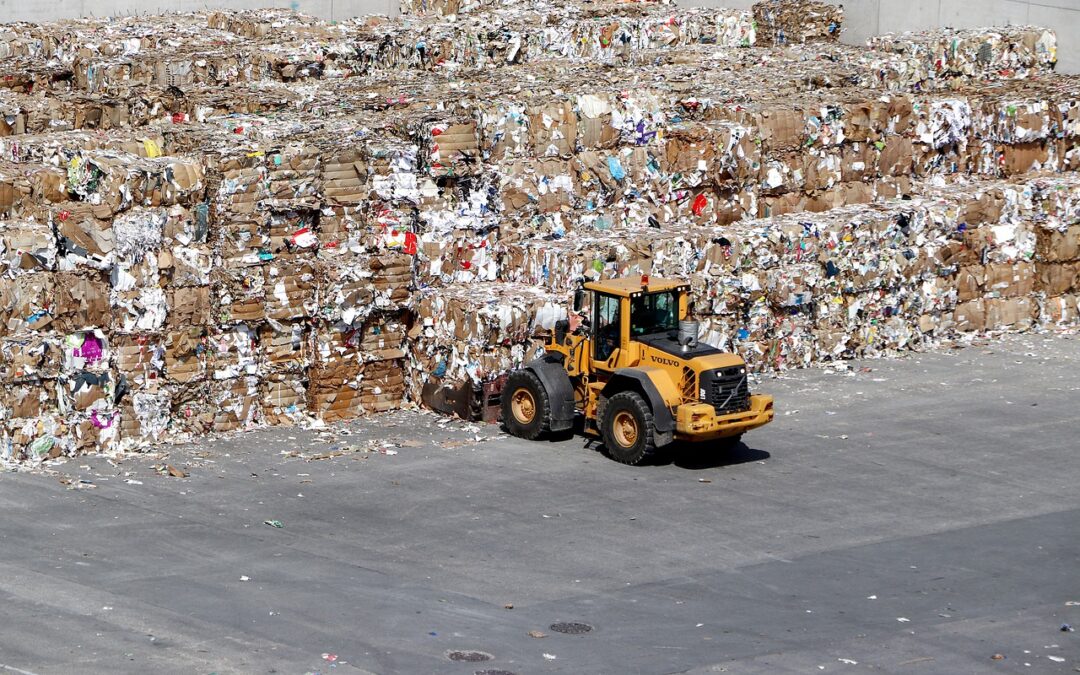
left=601, top=391, right=656, bottom=465
left=502, top=370, right=550, bottom=440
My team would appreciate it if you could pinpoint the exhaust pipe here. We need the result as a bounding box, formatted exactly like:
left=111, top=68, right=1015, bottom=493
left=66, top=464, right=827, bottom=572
left=678, top=320, right=699, bottom=351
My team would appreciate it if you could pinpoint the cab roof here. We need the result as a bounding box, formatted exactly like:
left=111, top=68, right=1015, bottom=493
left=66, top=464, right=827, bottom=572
left=584, top=276, right=689, bottom=298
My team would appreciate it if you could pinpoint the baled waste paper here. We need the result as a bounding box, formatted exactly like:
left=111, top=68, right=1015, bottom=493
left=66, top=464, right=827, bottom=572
left=0, top=0, right=1076, bottom=461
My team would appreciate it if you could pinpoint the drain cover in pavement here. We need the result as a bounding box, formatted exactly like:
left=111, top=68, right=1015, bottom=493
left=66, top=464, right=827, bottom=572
left=446, top=650, right=494, bottom=662
left=475, top=670, right=518, bottom=675
left=550, top=621, right=593, bottom=634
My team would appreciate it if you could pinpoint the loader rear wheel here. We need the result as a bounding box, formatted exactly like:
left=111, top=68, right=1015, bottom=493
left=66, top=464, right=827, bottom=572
left=601, top=391, right=656, bottom=466
left=502, top=370, right=550, bottom=440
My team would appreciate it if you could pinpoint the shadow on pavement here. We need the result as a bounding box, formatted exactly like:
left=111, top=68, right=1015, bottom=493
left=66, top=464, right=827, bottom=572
left=658, top=441, right=771, bottom=470
left=580, top=436, right=771, bottom=469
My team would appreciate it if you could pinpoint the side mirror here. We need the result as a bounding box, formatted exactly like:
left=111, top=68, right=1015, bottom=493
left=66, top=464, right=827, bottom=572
left=573, top=288, right=586, bottom=313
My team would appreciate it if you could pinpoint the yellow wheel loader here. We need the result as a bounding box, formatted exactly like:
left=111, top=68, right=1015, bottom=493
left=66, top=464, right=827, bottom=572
left=501, top=275, right=774, bottom=465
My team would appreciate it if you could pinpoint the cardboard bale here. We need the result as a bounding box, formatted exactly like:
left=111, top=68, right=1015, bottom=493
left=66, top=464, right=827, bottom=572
left=314, top=311, right=409, bottom=367
left=68, top=406, right=122, bottom=454
left=1037, top=224, right=1080, bottom=263
left=0, top=334, right=61, bottom=383
left=2, top=415, right=72, bottom=464
left=4, top=380, right=57, bottom=419
left=165, top=286, right=211, bottom=329
left=264, top=260, right=317, bottom=320
left=0, top=220, right=57, bottom=276
left=307, top=359, right=363, bottom=422
left=164, top=328, right=207, bottom=384
left=51, top=272, right=110, bottom=334
left=1040, top=294, right=1078, bottom=325
left=953, top=298, right=986, bottom=332
left=168, top=381, right=214, bottom=437
left=1037, top=263, right=1080, bottom=296
left=868, top=27, right=1057, bottom=87
left=986, top=296, right=1036, bottom=330
left=753, top=1, right=843, bottom=46
left=322, top=150, right=367, bottom=206
left=261, top=372, right=308, bottom=426
left=423, top=121, right=480, bottom=177
left=57, top=369, right=114, bottom=413
left=213, top=262, right=266, bottom=325
left=266, top=145, right=322, bottom=209
left=259, top=320, right=311, bottom=374
left=210, top=376, right=261, bottom=432
left=208, top=324, right=258, bottom=380
left=0, top=272, right=56, bottom=336
left=983, top=262, right=1036, bottom=298
left=112, top=333, right=166, bottom=387
left=118, top=387, right=171, bottom=449
left=357, top=358, right=407, bottom=413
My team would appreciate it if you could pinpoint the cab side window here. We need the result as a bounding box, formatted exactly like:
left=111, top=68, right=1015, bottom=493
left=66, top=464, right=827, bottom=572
left=594, top=294, right=620, bottom=361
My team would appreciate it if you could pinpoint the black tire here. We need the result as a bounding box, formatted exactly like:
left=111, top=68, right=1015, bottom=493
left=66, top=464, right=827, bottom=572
left=601, top=391, right=656, bottom=465
left=501, top=370, right=550, bottom=440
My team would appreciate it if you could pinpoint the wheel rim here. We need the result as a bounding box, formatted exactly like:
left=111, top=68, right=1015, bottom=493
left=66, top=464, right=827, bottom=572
left=612, top=411, right=638, bottom=448
left=511, top=388, right=536, bottom=425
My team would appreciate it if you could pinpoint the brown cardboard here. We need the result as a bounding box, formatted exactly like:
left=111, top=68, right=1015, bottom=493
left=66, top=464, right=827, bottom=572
left=164, top=329, right=207, bottom=383
left=1036, top=263, right=1080, bottom=295
left=52, top=273, right=110, bottom=333
left=168, top=286, right=212, bottom=328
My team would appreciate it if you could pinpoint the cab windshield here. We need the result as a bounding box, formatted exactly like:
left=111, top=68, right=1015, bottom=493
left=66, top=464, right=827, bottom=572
left=630, top=291, right=678, bottom=336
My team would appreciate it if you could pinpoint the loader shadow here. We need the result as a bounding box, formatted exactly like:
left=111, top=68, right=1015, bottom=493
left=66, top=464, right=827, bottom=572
left=658, top=441, right=771, bottom=470
left=582, top=437, right=770, bottom=470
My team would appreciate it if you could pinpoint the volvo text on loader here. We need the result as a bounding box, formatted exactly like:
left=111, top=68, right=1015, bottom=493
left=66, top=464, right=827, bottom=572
left=500, top=275, right=774, bottom=465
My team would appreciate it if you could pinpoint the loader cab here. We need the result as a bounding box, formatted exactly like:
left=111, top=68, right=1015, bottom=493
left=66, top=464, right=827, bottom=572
left=581, top=276, right=690, bottom=372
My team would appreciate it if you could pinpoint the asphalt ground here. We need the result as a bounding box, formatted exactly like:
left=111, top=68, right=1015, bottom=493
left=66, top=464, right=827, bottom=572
left=0, top=332, right=1078, bottom=675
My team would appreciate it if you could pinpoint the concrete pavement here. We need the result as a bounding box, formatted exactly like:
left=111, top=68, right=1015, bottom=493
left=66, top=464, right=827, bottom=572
left=0, top=332, right=1077, bottom=674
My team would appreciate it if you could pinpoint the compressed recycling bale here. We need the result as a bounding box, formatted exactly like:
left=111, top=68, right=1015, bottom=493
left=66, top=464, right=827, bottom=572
left=2, top=5, right=1080, bottom=460
left=753, top=0, right=842, bottom=46
left=1041, top=294, right=1079, bottom=325
left=167, top=381, right=214, bottom=437
left=868, top=27, right=1057, bottom=84
left=408, top=283, right=564, bottom=400
left=322, top=150, right=368, bottom=206
left=112, top=333, right=166, bottom=389
left=259, top=320, right=312, bottom=374
left=211, top=376, right=261, bottom=432
left=308, top=357, right=406, bottom=422
left=264, top=261, right=317, bottom=321
left=314, top=311, right=409, bottom=367
left=260, top=373, right=308, bottom=426
left=0, top=334, right=62, bottom=386
left=0, top=220, right=57, bottom=276
left=316, top=253, right=413, bottom=324
left=2, top=415, right=72, bottom=463
left=69, top=407, right=122, bottom=454
left=4, top=380, right=57, bottom=419
left=1037, top=263, right=1080, bottom=296
left=1037, top=224, right=1080, bottom=263
left=117, top=382, right=171, bottom=449
left=207, top=324, right=258, bottom=380
left=213, top=266, right=266, bottom=325
left=163, top=329, right=207, bottom=384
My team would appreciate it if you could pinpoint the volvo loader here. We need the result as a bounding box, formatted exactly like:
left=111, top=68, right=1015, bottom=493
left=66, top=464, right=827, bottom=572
left=501, top=275, right=774, bottom=464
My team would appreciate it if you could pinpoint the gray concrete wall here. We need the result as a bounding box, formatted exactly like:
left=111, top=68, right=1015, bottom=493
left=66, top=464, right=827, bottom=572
left=690, top=0, right=1080, bottom=73
left=842, top=0, right=1079, bottom=73
left=2, top=0, right=1076, bottom=72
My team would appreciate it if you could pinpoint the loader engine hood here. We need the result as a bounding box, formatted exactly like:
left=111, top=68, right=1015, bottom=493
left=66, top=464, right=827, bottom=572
left=635, top=331, right=723, bottom=359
